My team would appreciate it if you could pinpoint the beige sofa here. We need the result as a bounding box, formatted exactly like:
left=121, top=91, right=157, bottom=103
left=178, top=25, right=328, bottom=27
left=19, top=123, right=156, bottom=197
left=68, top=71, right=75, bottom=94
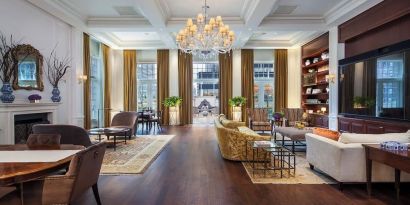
left=215, top=115, right=270, bottom=161
left=306, top=132, right=410, bottom=184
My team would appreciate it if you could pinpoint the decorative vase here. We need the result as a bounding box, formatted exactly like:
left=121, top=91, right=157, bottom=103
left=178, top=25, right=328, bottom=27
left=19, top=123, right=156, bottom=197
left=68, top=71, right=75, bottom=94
left=232, top=106, right=242, bottom=122
left=0, top=82, right=15, bottom=103
left=51, top=86, right=61, bottom=102
left=169, top=106, right=179, bottom=125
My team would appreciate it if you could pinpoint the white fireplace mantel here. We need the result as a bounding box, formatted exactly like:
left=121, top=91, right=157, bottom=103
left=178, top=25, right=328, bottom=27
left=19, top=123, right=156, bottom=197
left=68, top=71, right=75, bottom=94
left=0, top=102, right=60, bottom=144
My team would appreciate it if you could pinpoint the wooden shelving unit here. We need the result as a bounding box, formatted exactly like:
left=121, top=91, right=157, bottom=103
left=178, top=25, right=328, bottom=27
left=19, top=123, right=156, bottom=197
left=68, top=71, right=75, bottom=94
left=301, top=32, right=329, bottom=128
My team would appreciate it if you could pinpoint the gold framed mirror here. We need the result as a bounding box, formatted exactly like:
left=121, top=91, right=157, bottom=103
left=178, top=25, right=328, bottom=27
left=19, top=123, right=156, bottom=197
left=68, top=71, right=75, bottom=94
left=12, top=44, right=44, bottom=91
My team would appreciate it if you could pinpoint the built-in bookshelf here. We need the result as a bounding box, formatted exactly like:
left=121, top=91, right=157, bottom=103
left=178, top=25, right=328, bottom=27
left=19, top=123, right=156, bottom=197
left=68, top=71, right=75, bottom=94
left=301, top=33, right=329, bottom=128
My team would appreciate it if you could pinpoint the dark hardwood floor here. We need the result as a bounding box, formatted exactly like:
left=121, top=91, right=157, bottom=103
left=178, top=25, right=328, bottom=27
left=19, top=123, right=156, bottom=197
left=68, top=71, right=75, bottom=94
left=73, top=125, right=408, bottom=205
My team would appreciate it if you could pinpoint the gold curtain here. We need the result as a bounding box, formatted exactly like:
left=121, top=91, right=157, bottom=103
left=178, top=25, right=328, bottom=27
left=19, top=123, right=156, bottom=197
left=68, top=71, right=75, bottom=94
left=102, top=44, right=111, bottom=127
left=178, top=50, right=193, bottom=125
left=123, top=50, right=137, bottom=111
left=219, top=52, right=233, bottom=119
left=83, top=33, right=91, bottom=129
left=241, top=49, right=254, bottom=123
left=274, top=49, right=288, bottom=112
left=157, top=49, right=169, bottom=125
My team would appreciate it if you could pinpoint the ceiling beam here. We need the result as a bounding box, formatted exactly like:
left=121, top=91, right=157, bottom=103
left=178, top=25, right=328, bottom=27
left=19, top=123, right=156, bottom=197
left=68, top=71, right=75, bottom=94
left=134, top=0, right=176, bottom=48
left=235, top=0, right=279, bottom=47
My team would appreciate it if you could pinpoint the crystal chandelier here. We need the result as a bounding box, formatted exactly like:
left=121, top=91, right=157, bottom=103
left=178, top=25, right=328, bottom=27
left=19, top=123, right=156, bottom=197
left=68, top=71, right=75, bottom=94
left=176, top=0, right=235, bottom=59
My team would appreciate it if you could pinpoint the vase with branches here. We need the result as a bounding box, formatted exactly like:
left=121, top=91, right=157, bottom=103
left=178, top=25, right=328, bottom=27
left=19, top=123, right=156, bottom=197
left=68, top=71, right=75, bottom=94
left=0, top=33, right=18, bottom=103
left=45, top=48, right=70, bottom=102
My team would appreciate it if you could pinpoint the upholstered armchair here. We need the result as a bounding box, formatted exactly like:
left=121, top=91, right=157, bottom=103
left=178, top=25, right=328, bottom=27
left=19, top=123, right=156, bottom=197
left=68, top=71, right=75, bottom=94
left=26, top=134, right=61, bottom=146
left=246, top=108, right=272, bottom=133
left=107, top=112, right=138, bottom=139
left=33, top=125, right=92, bottom=147
left=282, top=108, right=308, bottom=127
left=215, top=115, right=270, bottom=161
left=22, top=143, right=107, bottom=205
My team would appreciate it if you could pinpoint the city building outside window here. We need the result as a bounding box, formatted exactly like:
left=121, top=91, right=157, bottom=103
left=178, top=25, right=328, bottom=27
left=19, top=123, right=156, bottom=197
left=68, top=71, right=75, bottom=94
left=137, top=63, right=157, bottom=111
left=253, top=62, right=274, bottom=117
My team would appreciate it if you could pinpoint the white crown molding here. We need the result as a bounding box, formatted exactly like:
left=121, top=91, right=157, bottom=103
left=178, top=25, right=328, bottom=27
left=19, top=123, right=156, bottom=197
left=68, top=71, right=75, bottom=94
left=157, top=0, right=171, bottom=20
left=244, top=40, right=292, bottom=48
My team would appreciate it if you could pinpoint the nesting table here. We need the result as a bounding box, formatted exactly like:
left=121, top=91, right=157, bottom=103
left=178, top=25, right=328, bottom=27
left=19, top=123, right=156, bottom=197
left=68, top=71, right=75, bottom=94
left=273, top=126, right=312, bottom=153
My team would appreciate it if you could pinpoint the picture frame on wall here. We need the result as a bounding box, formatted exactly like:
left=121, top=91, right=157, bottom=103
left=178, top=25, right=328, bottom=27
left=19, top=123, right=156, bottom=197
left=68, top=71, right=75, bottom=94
left=306, top=88, right=312, bottom=94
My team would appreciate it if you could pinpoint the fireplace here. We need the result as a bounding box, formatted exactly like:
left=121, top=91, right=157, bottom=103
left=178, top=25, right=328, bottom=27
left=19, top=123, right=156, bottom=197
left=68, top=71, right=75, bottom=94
left=14, top=113, right=50, bottom=144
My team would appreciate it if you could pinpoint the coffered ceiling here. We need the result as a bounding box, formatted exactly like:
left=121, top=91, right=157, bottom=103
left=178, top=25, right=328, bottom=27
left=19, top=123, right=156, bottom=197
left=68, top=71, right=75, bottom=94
left=28, top=0, right=382, bottom=49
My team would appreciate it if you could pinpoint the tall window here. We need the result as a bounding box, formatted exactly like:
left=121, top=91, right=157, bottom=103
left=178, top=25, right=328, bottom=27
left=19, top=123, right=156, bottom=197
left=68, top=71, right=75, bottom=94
left=254, top=63, right=274, bottom=117
left=193, top=61, right=219, bottom=123
left=137, top=63, right=157, bottom=111
left=376, top=54, right=404, bottom=117
left=90, top=39, right=104, bottom=128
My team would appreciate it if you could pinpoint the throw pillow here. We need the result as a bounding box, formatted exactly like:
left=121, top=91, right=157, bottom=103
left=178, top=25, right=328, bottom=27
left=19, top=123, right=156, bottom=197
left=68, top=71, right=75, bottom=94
left=338, top=132, right=410, bottom=144
left=312, top=127, right=340, bottom=141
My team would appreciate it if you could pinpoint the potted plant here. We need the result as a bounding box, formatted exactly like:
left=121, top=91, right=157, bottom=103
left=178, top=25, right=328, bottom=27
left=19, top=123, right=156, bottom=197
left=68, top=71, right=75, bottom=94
left=163, top=96, right=183, bottom=125
left=0, top=33, right=18, bottom=103
left=28, top=94, right=41, bottom=103
left=228, top=96, right=246, bottom=121
left=45, top=48, right=70, bottom=102
left=353, top=96, right=375, bottom=108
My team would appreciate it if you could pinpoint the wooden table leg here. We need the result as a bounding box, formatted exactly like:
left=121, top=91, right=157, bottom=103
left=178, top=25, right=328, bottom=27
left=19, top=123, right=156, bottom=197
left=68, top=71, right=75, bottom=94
left=395, top=169, right=400, bottom=199
left=365, top=149, right=372, bottom=196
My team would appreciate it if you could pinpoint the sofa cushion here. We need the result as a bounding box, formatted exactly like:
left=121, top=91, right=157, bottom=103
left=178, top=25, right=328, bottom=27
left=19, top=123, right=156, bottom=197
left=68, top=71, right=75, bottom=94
left=338, top=132, right=410, bottom=144
left=312, top=128, right=340, bottom=141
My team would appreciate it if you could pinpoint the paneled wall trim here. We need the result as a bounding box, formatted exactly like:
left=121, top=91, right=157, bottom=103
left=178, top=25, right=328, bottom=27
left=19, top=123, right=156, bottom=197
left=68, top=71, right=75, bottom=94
left=338, top=116, right=410, bottom=134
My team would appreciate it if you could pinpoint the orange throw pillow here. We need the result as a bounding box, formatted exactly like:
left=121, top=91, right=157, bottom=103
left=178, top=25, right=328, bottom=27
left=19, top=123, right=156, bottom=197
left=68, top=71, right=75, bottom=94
left=313, top=127, right=340, bottom=141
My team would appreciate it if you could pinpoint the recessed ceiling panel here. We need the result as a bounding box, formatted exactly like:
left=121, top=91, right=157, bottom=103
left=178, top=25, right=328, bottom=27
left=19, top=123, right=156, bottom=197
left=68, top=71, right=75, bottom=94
left=57, top=0, right=143, bottom=18
left=112, top=32, right=161, bottom=41
left=269, top=0, right=341, bottom=17
left=165, top=0, right=246, bottom=18
left=250, top=31, right=301, bottom=41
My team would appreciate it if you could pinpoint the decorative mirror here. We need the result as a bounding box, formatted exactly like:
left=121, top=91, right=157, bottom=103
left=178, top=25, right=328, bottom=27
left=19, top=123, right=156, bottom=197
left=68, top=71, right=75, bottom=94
left=12, top=44, right=44, bottom=91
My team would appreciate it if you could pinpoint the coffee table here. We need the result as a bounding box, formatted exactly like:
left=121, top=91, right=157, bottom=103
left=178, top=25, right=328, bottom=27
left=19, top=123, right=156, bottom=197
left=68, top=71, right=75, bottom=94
left=274, top=126, right=312, bottom=153
left=245, top=140, right=295, bottom=178
left=89, top=127, right=131, bottom=151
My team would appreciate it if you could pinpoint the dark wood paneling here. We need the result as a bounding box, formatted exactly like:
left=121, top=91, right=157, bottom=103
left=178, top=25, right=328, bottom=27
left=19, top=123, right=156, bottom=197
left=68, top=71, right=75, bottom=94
left=345, top=15, right=410, bottom=58
left=338, top=116, right=410, bottom=134
left=339, top=0, right=410, bottom=43
left=301, top=33, right=329, bottom=58
left=338, top=0, right=410, bottom=58
left=310, top=114, right=328, bottom=128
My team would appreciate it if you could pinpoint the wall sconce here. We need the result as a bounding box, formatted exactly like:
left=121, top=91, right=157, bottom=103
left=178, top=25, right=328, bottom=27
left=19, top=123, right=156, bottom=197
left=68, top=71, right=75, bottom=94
left=325, top=74, right=336, bottom=83
left=78, top=75, right=88, bottom=84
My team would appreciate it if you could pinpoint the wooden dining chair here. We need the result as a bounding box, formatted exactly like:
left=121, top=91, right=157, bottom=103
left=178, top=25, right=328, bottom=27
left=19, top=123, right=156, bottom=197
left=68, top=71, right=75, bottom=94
left=26, top=134, right=61, bottom=146
left=147, top=110, right=163, bottom=132
left=22, top=142, right=107, bottom=205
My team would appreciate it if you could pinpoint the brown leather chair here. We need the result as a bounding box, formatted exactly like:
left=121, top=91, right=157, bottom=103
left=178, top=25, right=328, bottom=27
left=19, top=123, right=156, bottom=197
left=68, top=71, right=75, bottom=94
left=32, top=124, right=92, bottom=147
left=26, top=134, right=61, bottom=146
left=282, top=108, right=307, bottom=127
left=246, top=108, right=272, bottom=133
left=22, top=142, right=107, bottom=205
left=0, top=187, right=16, bottom=199
left=107, top=112, right=138, bottom=139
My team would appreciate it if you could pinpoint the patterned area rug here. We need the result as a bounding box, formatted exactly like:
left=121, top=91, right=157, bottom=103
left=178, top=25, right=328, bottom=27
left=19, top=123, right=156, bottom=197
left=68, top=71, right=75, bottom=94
left=242, top=153, right=336, bottom=184
left=92, top=135, right=174, bottom=175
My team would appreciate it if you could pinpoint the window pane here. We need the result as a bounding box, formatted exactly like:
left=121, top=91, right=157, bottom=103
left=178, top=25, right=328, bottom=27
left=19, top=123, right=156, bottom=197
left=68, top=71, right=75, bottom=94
left=254, top=63, right=274, bottom=117
left=137, top=63, right=157, bottom=111
left=90, top=40, right=104, bottom=128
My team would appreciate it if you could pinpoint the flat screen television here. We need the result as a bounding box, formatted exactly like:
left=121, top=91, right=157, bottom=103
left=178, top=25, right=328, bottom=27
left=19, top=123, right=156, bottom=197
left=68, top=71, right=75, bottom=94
left=338, top=40, right=410, bottom=121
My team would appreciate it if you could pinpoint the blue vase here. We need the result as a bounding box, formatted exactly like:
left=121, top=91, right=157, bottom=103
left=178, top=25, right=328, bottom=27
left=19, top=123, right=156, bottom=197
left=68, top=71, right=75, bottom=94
left=51, top=86, right=61, bottom=102
left=0, top=82, right=15, bottom=103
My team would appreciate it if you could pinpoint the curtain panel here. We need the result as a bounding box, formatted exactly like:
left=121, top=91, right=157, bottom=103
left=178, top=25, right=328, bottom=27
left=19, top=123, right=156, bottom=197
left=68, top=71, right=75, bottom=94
left=241, top=49, right=254, bottom=123
left=157, top=49, right=170, bottom=125
left=83, top=33, right=91, bottom=129
left=123, top=50, right=137, bottom=111
left=274, top=49, right=288, bottom=112
left=219, top=52, right=233, bottom=119
left=102, top=44, right=111, bottom=127
left=178, top=50, right=193, bottom=125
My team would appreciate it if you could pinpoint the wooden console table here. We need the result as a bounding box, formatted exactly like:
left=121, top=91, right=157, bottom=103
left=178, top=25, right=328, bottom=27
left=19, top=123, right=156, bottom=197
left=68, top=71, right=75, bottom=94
left=363, top=144, right=410, bottom=199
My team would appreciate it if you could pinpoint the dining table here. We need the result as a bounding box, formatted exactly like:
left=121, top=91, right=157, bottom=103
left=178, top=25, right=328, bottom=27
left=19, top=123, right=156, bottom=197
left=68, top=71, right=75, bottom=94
left=0, top=144, right=84, bottom=187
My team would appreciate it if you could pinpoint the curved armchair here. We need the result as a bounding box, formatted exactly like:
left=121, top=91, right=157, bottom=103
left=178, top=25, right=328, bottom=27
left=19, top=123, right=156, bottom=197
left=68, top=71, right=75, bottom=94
left=32, top=124, right=91, bottom=147
left=23, top=143, right=107, bottom=205
left=107, top=112, right=138, bottom=139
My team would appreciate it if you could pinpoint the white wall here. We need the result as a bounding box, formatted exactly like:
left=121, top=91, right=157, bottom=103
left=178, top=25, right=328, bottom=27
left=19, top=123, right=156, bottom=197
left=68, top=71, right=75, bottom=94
left=232, top=50, right=242, bottom=97
left=287, top=47, right=302, bottom=108
left=0, top=0, right=78, bottom=124
left=110, top=49, right=124, bottom=115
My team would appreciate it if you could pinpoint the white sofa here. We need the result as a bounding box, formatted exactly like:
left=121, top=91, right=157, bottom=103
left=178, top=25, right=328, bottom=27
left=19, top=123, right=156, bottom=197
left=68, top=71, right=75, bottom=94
left=306, top=132, right=410, bottom=183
